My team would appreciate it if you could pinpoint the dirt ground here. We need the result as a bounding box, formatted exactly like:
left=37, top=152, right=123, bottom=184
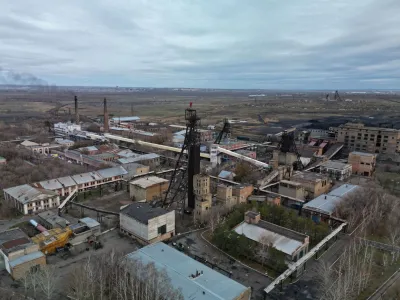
left=0, top=229, right=140, bottom=300
left=172, top=230, right=272, bottom=300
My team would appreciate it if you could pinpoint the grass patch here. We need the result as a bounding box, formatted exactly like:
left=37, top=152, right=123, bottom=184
left=357, top=250, right=400, bottom=300
left=203, top=230, right=279, bottom=278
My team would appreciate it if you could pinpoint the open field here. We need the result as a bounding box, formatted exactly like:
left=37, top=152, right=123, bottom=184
left=2, top=88, right=400, bottom=141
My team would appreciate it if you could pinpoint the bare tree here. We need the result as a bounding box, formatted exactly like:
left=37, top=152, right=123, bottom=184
left=38, top=265, right=59, bottom=300
left=257, top=234, right=273, bottom=267
left=68, top=250, right=184, bottom=300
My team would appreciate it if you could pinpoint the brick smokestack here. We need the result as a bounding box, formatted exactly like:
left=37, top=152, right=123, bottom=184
left=104, top=97, right=109, bottom=133
left=74, top=95, right=79, bottom=124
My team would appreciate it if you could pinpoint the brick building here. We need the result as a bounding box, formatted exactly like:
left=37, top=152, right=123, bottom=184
left=348, top=151, right=376, bottom=176
left=0, top=229, right=46, bottom=280
left=334, top=123, right=400, bottom=154
left=129, top=176, right=169, bottom=201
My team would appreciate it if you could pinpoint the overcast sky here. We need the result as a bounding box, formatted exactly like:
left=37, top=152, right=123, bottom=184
left=1, top=0, right=399, bottom=89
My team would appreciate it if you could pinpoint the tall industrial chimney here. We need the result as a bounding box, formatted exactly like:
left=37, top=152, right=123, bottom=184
left=74, top=95, right=79, bottom=124
left=104, top=98, right=109, bottom=133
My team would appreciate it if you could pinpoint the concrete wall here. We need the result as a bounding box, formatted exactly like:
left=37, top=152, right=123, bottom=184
left=279, top=182, right=305, bottom=200
left=234, top=287, right=252, bottom=300
left=129, top=185, right=146, bottom=201
left=147, top=211, right=175, bottom=240
left=233, top=185, right=254, bottom=203
left=120, top=213, right=149, bottom=240
left=145, top=182, right=169, bottom=201
left=11, top=255, right=46, bottom=280
left=348, top=153, right=376, bottom=176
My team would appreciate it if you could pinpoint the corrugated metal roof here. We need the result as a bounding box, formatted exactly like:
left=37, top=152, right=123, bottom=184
left=79, top=217, right=100, bottom=229
left=117, top=150, right=138, bottom=158
left=303, top=184, right=360, bottom=215
left=9, top=251, right=45, bottom=268
left=3, top=184, right=58, bottom=204
left=56, top=176, right=77, bottom=188
left=320, top=160, right=351, bottom=170
left=118, top=153, right=160, bottom=164
left=130, top=176, right=168, bottom=189
left=350, top=151, right=375, bottom=157
left=112, top=116, right=140, bottom=122
left=37, top=179, right=63, bottom=190
left=97, top=166, right=128, bottom=178
left=71, top=172, right=102, bottom=184
left=234, top=222, right=303, bottom=256
left=126, top=242, right=248, bottom=300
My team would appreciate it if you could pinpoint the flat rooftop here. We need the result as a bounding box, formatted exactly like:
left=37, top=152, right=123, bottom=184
left=280, top=180, right=302, bottom=187
left=121, top=203, right=170, bottom=224
left=126, top=242, right=249, bottom=300
left=303, top=184, right=360, bottom=215
left=234, top=222, right=303, bottom=256
left=292, top=171, right=328, bottom=183
left=350, top=151, right=376, bottom=157
left=130, top=176, right=168, bottom=189
left=320, top=160, right=351, bottom=170
left=0, top=228, right=34, bottom=255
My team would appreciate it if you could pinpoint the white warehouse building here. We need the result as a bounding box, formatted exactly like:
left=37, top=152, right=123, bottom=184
left=120, top=203, right=175, bottom=245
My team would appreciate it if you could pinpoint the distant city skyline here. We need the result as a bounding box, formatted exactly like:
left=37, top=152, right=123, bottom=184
left=1, top=0, right=399, bottom=89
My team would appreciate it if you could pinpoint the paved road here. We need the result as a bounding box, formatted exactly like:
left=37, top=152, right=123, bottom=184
left=267, top=235, right=351, bottom=300
left=368, top=268, right=400, bottom=300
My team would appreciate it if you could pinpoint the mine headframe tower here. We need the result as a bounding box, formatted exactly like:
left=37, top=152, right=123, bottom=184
left=163, top=103, right=200, bottom=213
left=214, top=118, right=231, bottom=144
left=277, top=130, right=304, bottom=170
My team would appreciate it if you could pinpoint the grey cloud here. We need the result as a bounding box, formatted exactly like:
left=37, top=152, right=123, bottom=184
left=0, top=0, right=399, bottom=89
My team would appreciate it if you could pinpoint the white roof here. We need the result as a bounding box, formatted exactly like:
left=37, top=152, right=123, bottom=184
left=112, top=116, right=140, bottom=122
left=130, top=176, right=168, bottom=189
left=126, top=243, right=248, bottom=300
left=3, top=184, right=58, bottom=204
left=97, top=166, right=128, bottom=178
left=234, top=222, right=303, bottom=256
left=320, top=160, right=351, bottom=170
left=303, top=184, right=360, bottom=215
left=37, top=179, right=63, bottom=190
left=21, top=140, right=39, bottom=147
left=118, top=153, right=160, bottom=164
left=56, top=176, right=77, bottom=188
left=71, top=172, right=102, bottom=185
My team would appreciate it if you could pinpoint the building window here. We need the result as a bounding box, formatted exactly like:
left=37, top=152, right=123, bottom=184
left=157, top=225, right=167, bottom=235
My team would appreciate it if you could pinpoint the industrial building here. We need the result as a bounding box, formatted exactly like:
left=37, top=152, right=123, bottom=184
left=38, top=210, right=69, bottom=229
left=69, top=218, right=101, bottom=244
left=234, top=211, right=309, bottom=263
left=302, top=184, right=360, bottom=222
left=279, top=180, right=305, bottom=200
left=118, top=153, right=161, bottom=170
left=348, top=151, right=376, bottom=176
left=217, top=184, right=254, bottom=206
left=291, top=172, right=331, bottom=199
left=125, top=242, right=251, bottom=300
left=193, top=174, right=212, bottom=222
left=4, top=166, right=128, bottom=214
left=110, top=116, right=140, bottom=128
left=129, top=176, right=169, bottom=201
left=120, top=203, right=175, bottom=244
left=334, top=122, right=400, bottom=154
left=218, top=170, right=236, bottom=181
left=0, top=228, right=46, bottom=280
left=320, top=160, right=352, bottom=181
left=55, top=138, right=75, bottom=147
left=120, top=162, right=150, bottom=178
left=31, top=227, right=72, bottom=254
left=248, top=194, right=281, bottom=206
left=3, top=184, right=60, bottom=215
left=54, top=121, right=81, bottom=136
left=20, top=140, right=60, bottom=154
